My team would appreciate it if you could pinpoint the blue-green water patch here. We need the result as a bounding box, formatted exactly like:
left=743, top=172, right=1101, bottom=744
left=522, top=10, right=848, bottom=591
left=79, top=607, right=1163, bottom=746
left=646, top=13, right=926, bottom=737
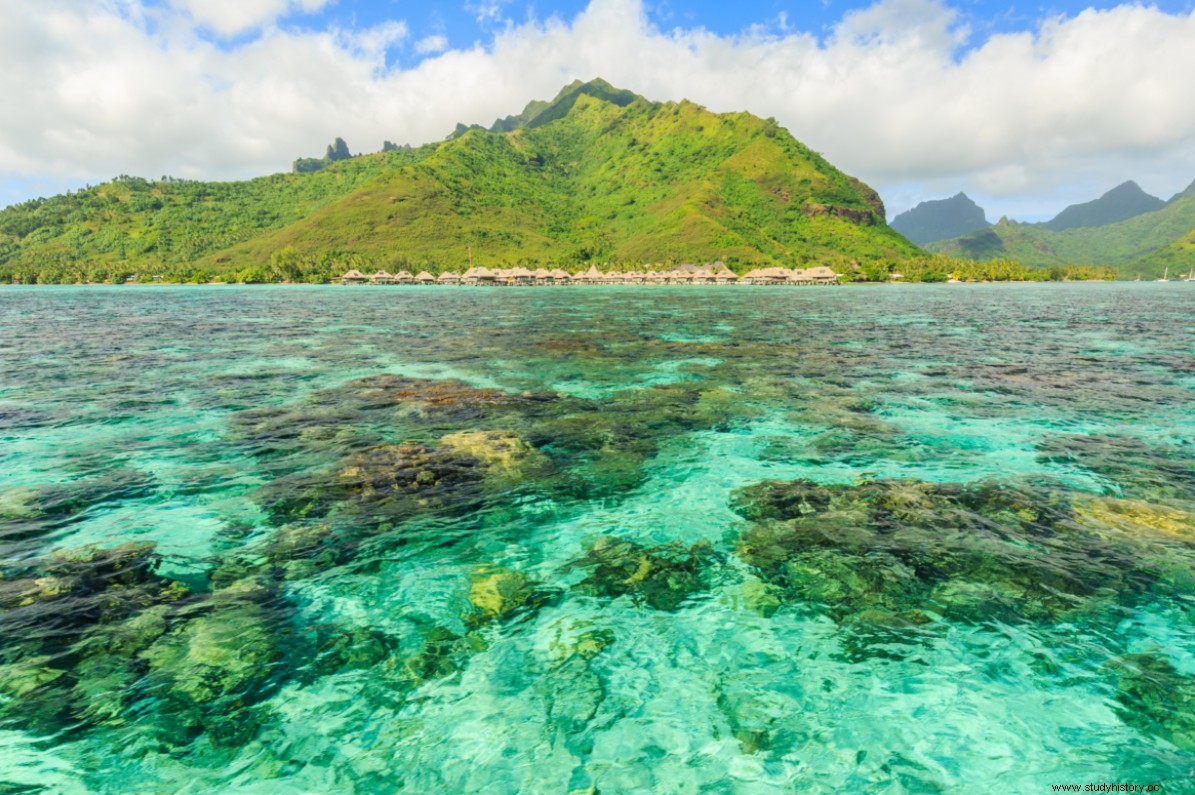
left=1, top=284, right=1193, bottom=793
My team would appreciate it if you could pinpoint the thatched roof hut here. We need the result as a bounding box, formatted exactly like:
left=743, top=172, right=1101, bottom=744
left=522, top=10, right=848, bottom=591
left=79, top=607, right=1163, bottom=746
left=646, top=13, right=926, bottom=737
left=394, top=270, right=415, bottom=284
left=551, top=268, right=571, bottom=282
left=741, top=267, right=790, bottom=284
left=437, top=271, right=461, bottom=284
left=342, top=269, right=368, bottom=284
left=415, top=271, right=436, bottom=284
left=509, top=266, right=534, bottom=283
left=805, top=265, right=839, bottom=284
left=463, top=267, right=496, bottom=284
left=369, top=270, right=397, bottom=284
left=714, top=268, right=738, bottom=282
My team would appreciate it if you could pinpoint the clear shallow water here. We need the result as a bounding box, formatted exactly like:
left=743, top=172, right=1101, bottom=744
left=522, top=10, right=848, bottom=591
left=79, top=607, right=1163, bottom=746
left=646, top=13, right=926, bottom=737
left=0, top=284, right=1193, bottom=793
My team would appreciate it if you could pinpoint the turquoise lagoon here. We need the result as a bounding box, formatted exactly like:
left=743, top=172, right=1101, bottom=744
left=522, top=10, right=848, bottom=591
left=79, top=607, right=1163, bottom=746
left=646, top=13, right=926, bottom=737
left=0, top=284, right=1193, bottom=793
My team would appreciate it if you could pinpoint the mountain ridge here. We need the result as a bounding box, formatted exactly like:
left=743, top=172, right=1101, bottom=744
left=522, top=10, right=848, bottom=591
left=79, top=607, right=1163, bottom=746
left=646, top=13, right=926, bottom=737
left=929, top=180, right=1195, bottom=277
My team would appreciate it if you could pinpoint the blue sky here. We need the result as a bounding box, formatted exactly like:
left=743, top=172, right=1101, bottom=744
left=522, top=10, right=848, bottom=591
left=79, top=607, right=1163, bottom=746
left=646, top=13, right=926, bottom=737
left=169, top=0, right=1194, bottom=56
left=3, top=0, right=1195, bottom=220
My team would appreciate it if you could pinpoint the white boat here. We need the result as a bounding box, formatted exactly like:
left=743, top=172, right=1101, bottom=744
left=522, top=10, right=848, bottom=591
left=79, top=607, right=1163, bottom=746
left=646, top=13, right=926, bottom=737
left=1185, top=269, right=1195, bottom=282
left=1155, top=267, right=1169, bottom=282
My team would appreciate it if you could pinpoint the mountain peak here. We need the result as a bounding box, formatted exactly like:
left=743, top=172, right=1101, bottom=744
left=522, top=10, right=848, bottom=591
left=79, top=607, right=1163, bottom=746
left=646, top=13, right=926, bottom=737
left=485, top=79, right=645, bottom=134
left=1043, top=180, right=1164, bottom=231
left=890, top=193, right=989, bottom=245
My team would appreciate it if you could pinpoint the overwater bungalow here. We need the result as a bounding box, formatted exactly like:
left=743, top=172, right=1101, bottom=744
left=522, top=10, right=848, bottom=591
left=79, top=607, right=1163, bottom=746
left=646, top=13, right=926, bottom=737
left=462, top=267, right=496, bottom=285
left=740, top=267, right=790, bottom=284
left=805, top=265, right=840, bottom=284
left=346, top=262, right=834, bottom=287
left=508, top=266, right=535, bottom=285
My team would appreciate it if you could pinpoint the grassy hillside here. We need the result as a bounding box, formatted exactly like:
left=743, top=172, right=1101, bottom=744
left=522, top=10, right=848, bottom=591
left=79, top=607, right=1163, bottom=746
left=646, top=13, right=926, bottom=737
left=0, top=148, right=431, bottom=283
left=0, top=80, right=920, bottom=283
left=929, top=181, right=1195, bottom=278
left=1128, top=228, right=1195, bottom=278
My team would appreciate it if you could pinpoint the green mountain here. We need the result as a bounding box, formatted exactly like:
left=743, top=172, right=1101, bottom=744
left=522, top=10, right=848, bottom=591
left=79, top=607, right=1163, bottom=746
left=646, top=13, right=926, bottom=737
left=929, top=179, right=1195, bottom=278
left=890, top=192, right=989, bottom=245
left=1043, top=180, right=1165, bottom=231
left=0, top=80, right=920, bottom=283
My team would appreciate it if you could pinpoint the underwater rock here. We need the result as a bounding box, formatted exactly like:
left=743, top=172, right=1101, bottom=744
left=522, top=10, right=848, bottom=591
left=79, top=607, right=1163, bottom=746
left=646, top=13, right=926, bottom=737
left=568, top=536, right=715, bottom=612
left=256, top=441, right=487, bottom=525
left=209, top=523, right=350, bottom=587
left=467, top=564, right=535, bottom=626
left=0, top=542, right=188, bottom=634
left=0, top=543, right=195, bottom=738
left=1109, top=653, right=1195, bottom=752
left=0, top=469, right=157, bottom=557
left=729, top=479, right=834, bottom=522
left=1037, top=434, right=1195, bottom=501
left=1074, top=496, right=1195, bottom=543
left=0, top=487, right=42, bottom=520
left=25, top=468, right=157, bottom=519
left=731, top=477, right=1157, bottom=627
left=722, top=578, right=784, bottom=618
left=440, top=430, right=555, bottom=487
left=307, top=624, right=395, bottom=677
left=537, top=655, right=606, bottom=738
left=140, top=578, right=286, bottom=745
left=464, top=563, right=561, bottom=630
left=341, top=442, right=474, bottom=493
left=716, top=678, right=803, bottom=755
left=398, top=625, right=484, bottom=686
left=0, top=655, right=74, bottom=733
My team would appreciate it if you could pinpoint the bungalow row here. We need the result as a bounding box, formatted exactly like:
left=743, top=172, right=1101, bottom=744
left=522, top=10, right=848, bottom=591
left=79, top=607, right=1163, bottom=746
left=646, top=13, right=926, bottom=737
left=339, top=263, right=839, bottom=285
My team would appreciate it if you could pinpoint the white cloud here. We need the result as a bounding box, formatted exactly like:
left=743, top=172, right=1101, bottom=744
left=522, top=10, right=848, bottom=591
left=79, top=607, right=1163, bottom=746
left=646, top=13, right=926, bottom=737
left=3, top=0, right=1195, bottom=220
left=415, top=34, right=449, bottom=54
left=168, top=0, right=334, bottom=37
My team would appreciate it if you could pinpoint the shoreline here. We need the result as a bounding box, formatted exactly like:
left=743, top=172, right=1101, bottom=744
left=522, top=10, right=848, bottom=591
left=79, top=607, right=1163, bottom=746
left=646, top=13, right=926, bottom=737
left=0, top=279, right=1140, bottom=287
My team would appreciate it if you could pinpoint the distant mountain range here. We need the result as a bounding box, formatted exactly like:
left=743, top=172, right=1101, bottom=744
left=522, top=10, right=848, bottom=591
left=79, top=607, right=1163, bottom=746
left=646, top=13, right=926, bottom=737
left=927, top=178, right=1195, bottom=277
left=0, top=79, right=919, bottom=283
left=905, top=180, right=1194, bottom=278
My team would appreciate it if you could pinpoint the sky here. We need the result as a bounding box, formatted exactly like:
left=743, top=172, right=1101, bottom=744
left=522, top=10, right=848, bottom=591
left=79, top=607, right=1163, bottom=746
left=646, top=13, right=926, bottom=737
left=2, top=0, right=1195, bottom=221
